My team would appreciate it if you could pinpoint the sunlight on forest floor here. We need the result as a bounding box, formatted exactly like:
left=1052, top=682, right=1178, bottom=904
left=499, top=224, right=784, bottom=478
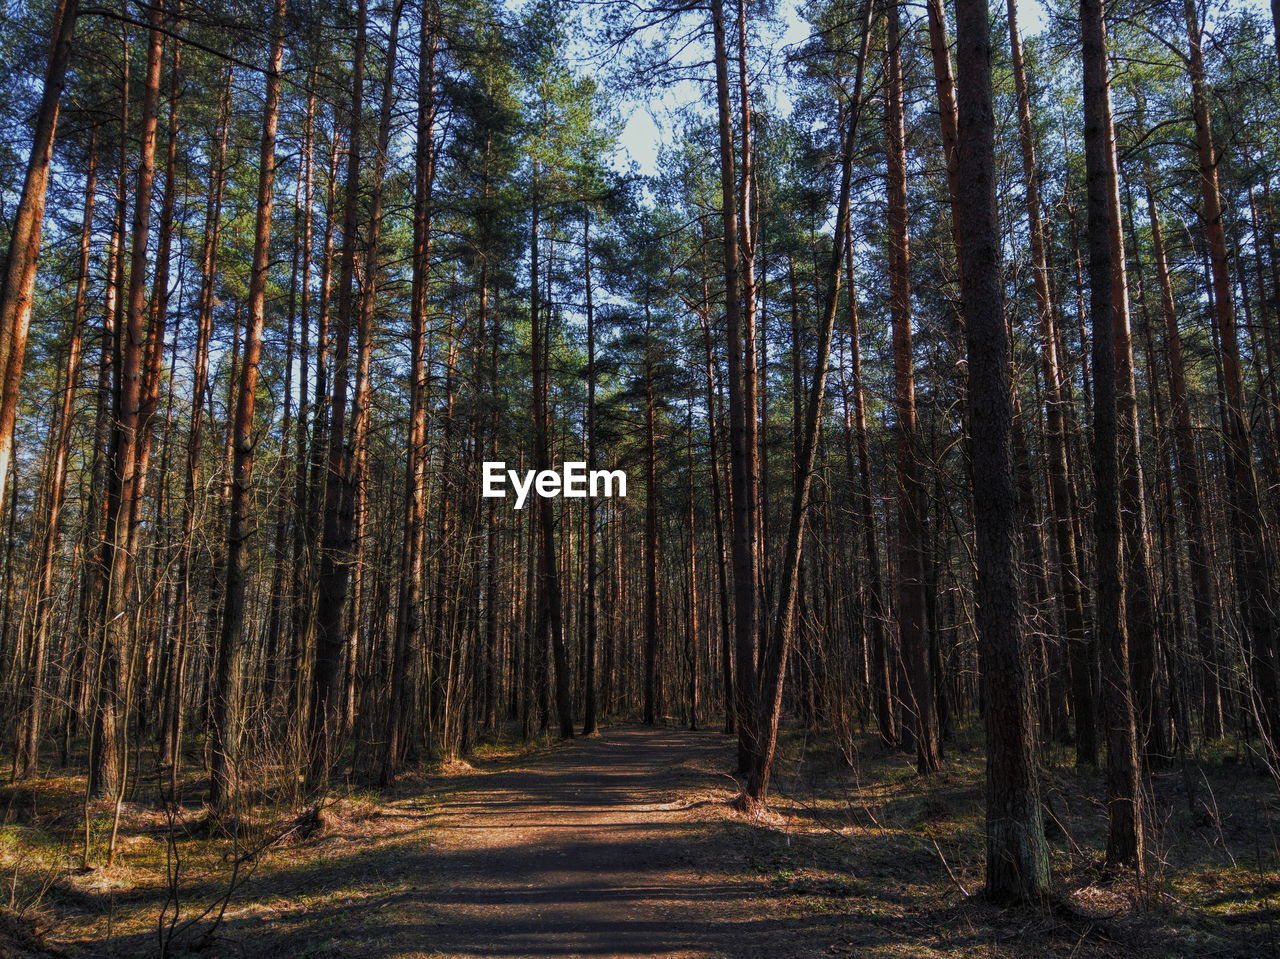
left=0, top=726, right=1275, bottom=957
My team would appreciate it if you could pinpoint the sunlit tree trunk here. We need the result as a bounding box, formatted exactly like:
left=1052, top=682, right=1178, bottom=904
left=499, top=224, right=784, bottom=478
left=15, top=125, right=98, bottom=778
left=0, top=0, right=80, bottom=515
left=209, top=0, right=287, bottom=806
left=90, top=2, right=164, bottom=799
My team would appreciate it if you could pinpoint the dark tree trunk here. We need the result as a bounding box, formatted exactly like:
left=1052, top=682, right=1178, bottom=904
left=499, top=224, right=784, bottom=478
left=954, top=0, right=1051, bottom=900
left=385, top=2, right=436, bottom=782
left=885, top=0, right=940, bottom=776
left=311, top=0, right=368, bottom=784
left=1006, top=0, right=1095, bottom=766
left=1184, top=0, right=1278, bottom=740
left=709, top=0, right=760, bottom=782
left=1080, top=0, right=1145, bottom=870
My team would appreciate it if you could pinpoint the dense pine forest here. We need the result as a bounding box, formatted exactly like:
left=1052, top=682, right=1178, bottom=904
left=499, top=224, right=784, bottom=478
left=0, top=0, right=1279, bottom=951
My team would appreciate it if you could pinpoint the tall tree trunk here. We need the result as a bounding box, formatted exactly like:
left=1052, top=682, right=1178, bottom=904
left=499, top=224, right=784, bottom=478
left=1080, top=0, right=1145, bottom=870
left=529, top=169, right=574, bottom=740
left=709, top=0, right=760, bottom=779
left=1184, top=0, right=1278, bottom=740
left=686, top=391, right=701, bottom=730
left=0, top=0, right=80, bottom=515
left=746, top=0, right=871, bottom=806
left=346, top=0, right=404, bottom=739
left=311, top=0, right=368, bottom=783
left=886, top=0, right=940, bottom=775
left=127, top=20, right=183, bottom=567
left=1145, top=181, right=1223, bottom=740
left=583, top=205, right=600, bottom=736
left=696, top=279, right=734, bottom=735
left=643, top=313, right=659, bottom=727
left=923, top=0, right=963, bottom=282
left=162, top=67, right=231, bottom=778
left=1006, top=0, right=1095, bottom=766
left=15, top=126, right=98, bottom=778
left=386, top=1, right=436, bottom=781
left=954, top=0, right=1050, bottom=900
left=209, top=0, right=287, bottom=807
left=90, top=1, right=165, bottom=799
left=845, top=174, right=894, bottom=748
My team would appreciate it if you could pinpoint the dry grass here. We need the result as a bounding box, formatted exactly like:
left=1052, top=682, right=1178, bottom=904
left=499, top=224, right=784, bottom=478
left=0, top=753, right=437, bottom=957
left=722, top=726, right=1279, bottom=957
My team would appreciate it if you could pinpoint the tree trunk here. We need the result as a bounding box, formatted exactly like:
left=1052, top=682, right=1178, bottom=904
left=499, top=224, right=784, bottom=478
left=530, top=170, right=574, bottom=740
left=15, top=125, right=98, bottom=778
left=746, top=0, right=871, bottom=806
left=583, top=205, right=600, bottom=736
left=1145, top=181, right=1223, bottom=740
left=845, top=181, right=894, bottom=748
left=311, top=0, right=368, bottom=783
left=643, top=314, right=660, bottom=727
left=710, top=0, right=760, bottom=783
left=954, top=0, right=1051, bottom=900
left=209, top=0, right=287, bottom=807
left=886, top=0, right=940, bottom=775
left=90, top=2, right=164, bottom=799
left=1006, top=0, right=1095, bottom=766
left=386, top=2, right=436, bottom=781
left=1184, top=0, right=1278, bottom=741
left=162, top=67, right=231, bottom=779
left=1080, top=0, right=1145, bottom=870
left=0, top=0, right=80, bottom=515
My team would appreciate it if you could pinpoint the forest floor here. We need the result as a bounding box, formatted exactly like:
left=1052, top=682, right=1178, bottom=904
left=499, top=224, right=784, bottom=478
left=1, top=724, right=1277, bottom=958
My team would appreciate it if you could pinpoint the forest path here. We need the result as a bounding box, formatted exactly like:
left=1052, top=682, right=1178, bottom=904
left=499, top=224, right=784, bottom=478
left=374, top=725, right=814, bottom=959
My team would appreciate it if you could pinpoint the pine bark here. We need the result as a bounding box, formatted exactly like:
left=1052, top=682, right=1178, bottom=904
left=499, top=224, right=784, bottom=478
left=1080, top=0, right=1145, bottom=870
left=311, top=0, right=368, bottom=782
left=1006, top=0, right=1095, bottom=765
left=0, top=0, right=80, bottom=515
left=709, top=0, right=760, bottom=780
left=209, top=0, right=287, bottom=806
left=954, top=0, right=1050, bottom=900
left=529, top=169, right=574, bottom=740
left=15, top=126, right=98, bottom=778
left=386, top=2, right=436, bottom=781
left=1184, top=0, right=1278, bottom=738
left=90, top=2, right=165, bottom=798
left=886, top=0, right=940, bottom=775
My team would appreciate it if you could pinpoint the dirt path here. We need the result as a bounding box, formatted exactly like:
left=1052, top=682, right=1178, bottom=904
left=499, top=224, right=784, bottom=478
left=364, top=726, right=814, bottom=959
left=63, top=727, right=843, bottom=958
